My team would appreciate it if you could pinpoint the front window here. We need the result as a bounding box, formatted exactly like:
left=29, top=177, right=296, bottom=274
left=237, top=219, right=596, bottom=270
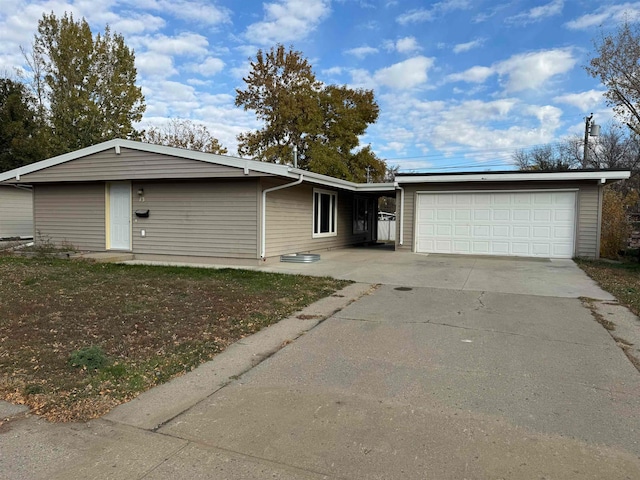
left=313, top=189, right=337, bottom=237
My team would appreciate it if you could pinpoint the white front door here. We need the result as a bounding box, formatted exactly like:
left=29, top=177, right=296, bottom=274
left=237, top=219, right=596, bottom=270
left=108, top=182, right=131, bottom=250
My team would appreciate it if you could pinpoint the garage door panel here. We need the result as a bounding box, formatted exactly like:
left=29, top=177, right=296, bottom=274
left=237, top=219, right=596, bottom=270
left=435, top=240, right=452, bottom=251
left=473, top=241, right=490, bottom=253
left=418, top=224, right=434, bottom=236
left=455, top=209, right=471, bottom=221
left=436, top=224, right=452, bottom=235
left=454, top=225, right=470, bottom=236
left=474, top=209, right=490, bottom=221
left=533, top=226, right=551, bottom=238
left=493, top=210, right=510, bottom=221
left=492, top=225, right=510, bottom=237
left=418, top=209, right=435, bottom=221
left=416, top=191, right=576, bottom=258
left=533, top=210, right=552, bottom=221
left=512, top=226, right=530, bottom=238
left=437, top=210, right=452, bottom=220
left=473, top=225, right=490, bottom=236
left=554, top=226, right=573, bottom=239
left=532, top=243, right=551, bottom=255
left=491, top=242, right=510, bottom=254
left=512, top=243, right=530, bottom=255
left=555, top=210, right=573, bottom=221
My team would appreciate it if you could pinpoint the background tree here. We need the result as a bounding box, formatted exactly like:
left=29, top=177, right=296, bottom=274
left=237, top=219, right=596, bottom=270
left=512, top=143, right=581, bottom=171
left=0, top=78, right=49, bottom=171
left=29, top=12, right=145, bottom=155
left=587, top=22, right=640, bottom=135
left=142, top=119, right=228, bottom=154
left=512, top=125, right=640, bottom=258
left=236, top=44, right=386, bottom=182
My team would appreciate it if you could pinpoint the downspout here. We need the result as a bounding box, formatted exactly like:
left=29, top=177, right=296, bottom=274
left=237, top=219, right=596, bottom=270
left=396, top=183, right=404, bottom=246
left=261, top=174, right=304, bottom=260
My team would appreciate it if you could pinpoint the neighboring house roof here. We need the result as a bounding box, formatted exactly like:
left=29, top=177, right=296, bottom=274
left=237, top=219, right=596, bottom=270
left=396, top=169, right=631, bottom=184
left=0, top=138, right=395, bottom=193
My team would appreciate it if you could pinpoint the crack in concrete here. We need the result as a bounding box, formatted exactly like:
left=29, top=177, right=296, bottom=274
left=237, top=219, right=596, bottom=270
left=338, top=316, right=611, bottom=348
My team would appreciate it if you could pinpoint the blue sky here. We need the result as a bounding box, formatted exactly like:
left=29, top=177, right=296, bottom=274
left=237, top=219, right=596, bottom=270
left=1, top=1, right=639, bottom=172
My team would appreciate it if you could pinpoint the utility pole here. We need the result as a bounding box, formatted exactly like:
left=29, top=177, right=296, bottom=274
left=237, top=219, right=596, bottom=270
left=366, top=166, right=371, bottom=183
left=583, top=114, right=600, bottom=168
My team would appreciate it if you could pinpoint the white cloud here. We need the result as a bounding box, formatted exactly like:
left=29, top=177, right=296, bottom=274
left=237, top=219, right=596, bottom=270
left=135, top=0, right=231, bottom=26
left=494, top=48, right=576, bottom=93
left=136, top=52, right=177, bottom=78
left=105, top=13, right=166, bottom=35
left=395, top=36, right=421, bottom=53
left=566, top=3, right=640, bottom=30
left=374, top=56, right=434, bottom=89
left=322, top=66, right=343, bottom=76
left=130, top=32, right=209, bottom=57
left=396, top=0, right=471, bottom=24
left=447, top=66, right=494, bottom=83
left=445, top=48, right=576, bottom=92
left=553, top=89, right=606, bottom=111
left=505, top=0, right=563, bottom=25
left=344, top=45, right=379, bottom=58
left=189, top=57, right=225, bottom=76
left=453, top=38, right=484, bottom=54
left=244, top=0, right=331, bottom=45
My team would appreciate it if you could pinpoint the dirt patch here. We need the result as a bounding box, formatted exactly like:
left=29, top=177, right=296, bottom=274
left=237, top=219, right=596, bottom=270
left=0, top=254, right=349, bottom=421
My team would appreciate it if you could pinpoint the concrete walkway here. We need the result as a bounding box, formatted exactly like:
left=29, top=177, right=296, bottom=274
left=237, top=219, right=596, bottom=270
left=2, top=252, right=640, bottom=479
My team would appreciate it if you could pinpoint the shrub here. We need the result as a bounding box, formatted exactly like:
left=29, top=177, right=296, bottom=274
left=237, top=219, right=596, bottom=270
left=601, top=187, right=638, bottom=259
left=68, top=345, right=109, bottom=371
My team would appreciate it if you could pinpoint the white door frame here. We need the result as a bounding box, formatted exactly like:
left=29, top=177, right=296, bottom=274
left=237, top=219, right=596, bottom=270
left=106, top=182, right=132, bottom=251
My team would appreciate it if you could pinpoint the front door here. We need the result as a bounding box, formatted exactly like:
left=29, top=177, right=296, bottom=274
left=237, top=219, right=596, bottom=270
left=108, top=182, right=131, bottom=250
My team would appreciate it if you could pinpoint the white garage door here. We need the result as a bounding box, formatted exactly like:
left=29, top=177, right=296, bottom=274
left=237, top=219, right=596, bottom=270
left=415, top=191, right=576, bottom=258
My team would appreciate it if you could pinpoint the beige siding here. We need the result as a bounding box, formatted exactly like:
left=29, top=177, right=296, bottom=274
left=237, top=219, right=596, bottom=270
left=0, top=187, right=33, bottom=238
left=131, top=180, right=259, bottom=259
left=398, top=181, right=602, bottom=259
left=17, top=148, right=268, bottom=183
left=34, top=183, right=105, bottom=250
left=576, top=184, right=600, bottom=258
left=264, top=179, right=368, bottom=258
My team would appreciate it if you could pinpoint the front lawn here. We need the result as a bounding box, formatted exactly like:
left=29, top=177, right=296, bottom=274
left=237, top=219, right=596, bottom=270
left=0, top=255, right=349, bottom=421
left=576, top=258, right=640, bottom=316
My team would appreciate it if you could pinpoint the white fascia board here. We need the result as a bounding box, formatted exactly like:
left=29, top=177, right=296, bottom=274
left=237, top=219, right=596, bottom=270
left=395, top=171, right=631, bottom=183
left=354, top=183, right=396, bottom=192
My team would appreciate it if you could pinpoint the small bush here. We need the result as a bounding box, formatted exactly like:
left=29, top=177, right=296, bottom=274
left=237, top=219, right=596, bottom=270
left=69, top=346, right=109, bottom=371
left=601, top=188, right=638, bottom=259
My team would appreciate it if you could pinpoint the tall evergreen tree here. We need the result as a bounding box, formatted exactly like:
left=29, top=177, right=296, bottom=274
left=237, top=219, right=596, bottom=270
left=0, top=78, right=48, bottom=171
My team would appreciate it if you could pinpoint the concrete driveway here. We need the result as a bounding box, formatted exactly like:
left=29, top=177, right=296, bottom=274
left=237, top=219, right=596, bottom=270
left=3, top=250, right=640, bottom=479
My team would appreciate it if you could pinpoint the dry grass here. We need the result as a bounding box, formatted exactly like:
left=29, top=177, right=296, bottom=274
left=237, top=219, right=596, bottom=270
left=576, top=259, right=640, bottom=317
left=0, top=254, right=349, bottom=422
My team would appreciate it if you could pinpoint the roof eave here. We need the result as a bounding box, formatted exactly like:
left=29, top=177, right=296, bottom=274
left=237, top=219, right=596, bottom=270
left=395, top=171, right=632, bottom=184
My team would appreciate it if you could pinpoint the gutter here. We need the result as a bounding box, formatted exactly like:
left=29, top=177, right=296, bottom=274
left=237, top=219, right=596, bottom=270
left=397, top=183, right=404, bottom=246
left=261, top=174, right=304, bottom=259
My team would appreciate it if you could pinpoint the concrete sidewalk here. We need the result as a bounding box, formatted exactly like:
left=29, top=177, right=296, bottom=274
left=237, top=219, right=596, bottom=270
left=2, top=254, right=639, bottom=479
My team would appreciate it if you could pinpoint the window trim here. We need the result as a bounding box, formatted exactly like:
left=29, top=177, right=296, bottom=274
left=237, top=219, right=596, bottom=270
left=312, top=188, right=338, bottom=238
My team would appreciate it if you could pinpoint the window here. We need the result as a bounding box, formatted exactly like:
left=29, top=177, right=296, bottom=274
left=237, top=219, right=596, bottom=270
left=313, top=189, right=337, bottom=237
left=353, top=196, right=369, bottom=234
